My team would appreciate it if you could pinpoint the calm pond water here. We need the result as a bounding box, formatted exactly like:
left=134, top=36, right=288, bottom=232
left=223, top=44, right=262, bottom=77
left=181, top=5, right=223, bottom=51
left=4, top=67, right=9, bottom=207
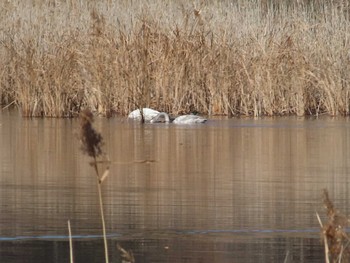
left=1, top=110, right=350, bottom=262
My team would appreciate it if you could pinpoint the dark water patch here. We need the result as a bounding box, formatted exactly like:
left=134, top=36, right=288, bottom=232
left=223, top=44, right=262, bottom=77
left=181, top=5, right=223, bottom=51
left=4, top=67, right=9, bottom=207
left=0, top=236, right=324, bottom=263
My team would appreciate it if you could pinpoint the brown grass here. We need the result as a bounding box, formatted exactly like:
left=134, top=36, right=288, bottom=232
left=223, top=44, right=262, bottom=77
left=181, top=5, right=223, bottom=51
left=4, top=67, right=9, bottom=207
left=1, top=0, right=350, bottom=117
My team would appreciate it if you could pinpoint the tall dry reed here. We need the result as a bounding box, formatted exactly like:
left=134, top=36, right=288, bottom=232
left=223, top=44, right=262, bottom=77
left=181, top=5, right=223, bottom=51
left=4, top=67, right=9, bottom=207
left=78, top=109, right=110, bottom=263
left=1, top=0, right=350, bottom=117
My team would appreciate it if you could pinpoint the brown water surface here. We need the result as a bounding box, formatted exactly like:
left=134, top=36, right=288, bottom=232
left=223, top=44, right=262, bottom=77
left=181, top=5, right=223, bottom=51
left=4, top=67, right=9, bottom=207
left=1, top=110, right=350, bottom=262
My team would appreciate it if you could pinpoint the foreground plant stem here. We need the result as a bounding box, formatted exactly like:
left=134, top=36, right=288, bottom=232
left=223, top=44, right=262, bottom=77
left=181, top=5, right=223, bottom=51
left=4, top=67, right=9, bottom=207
left=92, top=157, right=109, bottom=263
left=79, top=110, right=109, bottom=263
left=96, top=163, right=109, bottom=263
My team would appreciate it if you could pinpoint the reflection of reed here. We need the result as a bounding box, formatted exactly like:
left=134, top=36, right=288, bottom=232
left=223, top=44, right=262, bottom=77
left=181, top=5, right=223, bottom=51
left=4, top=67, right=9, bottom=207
left=2, top=115, right=350, bottom=257
left=106, top=119, right=350, bottom=231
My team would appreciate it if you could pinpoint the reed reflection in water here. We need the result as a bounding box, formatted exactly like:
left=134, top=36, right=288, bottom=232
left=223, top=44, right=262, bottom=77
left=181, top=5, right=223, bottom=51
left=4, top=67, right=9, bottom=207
left=1, top=110, right=350, bottom=262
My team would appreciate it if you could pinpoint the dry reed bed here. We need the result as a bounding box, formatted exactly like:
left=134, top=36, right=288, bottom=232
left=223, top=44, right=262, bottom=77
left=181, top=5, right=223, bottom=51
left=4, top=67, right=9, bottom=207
left=1, top=0, right=350, bottom=117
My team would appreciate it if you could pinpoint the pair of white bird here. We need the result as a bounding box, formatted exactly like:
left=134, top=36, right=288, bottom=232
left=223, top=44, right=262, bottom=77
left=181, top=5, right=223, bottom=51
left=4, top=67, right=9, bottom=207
left=128, top=108, right=207, bottom=124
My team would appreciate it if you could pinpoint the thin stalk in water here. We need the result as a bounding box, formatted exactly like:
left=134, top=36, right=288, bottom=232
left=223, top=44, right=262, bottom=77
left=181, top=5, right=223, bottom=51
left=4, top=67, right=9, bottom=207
left=78, top=109, right=110, bottom=263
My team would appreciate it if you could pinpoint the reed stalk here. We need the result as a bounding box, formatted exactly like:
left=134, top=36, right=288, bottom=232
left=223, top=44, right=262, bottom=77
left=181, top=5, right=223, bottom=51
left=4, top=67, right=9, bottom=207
left=93, top=161, right=110, bottom=263
left=316, top=212, right=330, bottom=263
left=68, top=220, right=74, bottom=263
left=78, top=109, right=110, bottom=263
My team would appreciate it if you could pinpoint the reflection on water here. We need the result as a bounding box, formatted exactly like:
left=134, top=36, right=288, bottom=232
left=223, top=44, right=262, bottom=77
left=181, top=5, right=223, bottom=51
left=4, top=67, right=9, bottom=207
left=1, top=110, right=350, bottom=262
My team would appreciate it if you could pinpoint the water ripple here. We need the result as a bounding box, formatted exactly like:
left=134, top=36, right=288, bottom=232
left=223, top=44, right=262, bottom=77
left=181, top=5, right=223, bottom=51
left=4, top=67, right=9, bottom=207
left=0, top=228, right=319, bottom=241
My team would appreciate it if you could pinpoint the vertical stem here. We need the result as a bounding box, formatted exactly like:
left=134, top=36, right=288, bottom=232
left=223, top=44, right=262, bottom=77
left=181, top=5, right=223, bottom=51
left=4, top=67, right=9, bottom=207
left=97, top=181, right=109, bottom=263
left=68, top=220, right=74, bottom=263
left=92, top=157, right=109, bottom=263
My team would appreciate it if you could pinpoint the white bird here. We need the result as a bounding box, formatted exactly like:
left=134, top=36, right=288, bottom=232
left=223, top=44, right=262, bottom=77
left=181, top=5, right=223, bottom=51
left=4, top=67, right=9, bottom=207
left=128, top=108, right=160, bottom=122
left=150, top=112, right=207, bottom=124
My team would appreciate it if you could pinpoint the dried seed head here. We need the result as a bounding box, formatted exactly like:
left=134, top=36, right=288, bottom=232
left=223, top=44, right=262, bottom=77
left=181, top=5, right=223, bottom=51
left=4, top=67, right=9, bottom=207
left=79, top=109, right=103, bottom=158
left=321, top=189, right=350, bottom=261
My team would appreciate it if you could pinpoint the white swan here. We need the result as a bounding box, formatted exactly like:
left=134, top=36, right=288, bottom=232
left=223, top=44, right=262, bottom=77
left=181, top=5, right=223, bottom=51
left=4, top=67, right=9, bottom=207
left=128, top=108, right=160, bottom=122
left=150, top=112, right=207, bottom=124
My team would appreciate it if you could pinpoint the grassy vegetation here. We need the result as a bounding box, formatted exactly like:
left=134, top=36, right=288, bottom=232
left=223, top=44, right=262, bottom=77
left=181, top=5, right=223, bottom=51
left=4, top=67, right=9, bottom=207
left=1, top=0, right=350, bottom=117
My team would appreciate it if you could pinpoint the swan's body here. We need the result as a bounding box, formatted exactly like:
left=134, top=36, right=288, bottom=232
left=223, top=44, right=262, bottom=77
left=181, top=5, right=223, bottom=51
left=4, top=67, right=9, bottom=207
left=150, top=112, right=207, bottom=124
left=173, top=115, right=207, bottom=124
left=128, top=108, right=160, bottom=122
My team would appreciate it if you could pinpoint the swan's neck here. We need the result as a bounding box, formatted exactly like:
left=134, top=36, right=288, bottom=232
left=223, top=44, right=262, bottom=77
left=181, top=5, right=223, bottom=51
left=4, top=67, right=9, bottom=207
left=152, top=112, right=170, bottom=123
left=158, top=112, right=170, bottom=122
